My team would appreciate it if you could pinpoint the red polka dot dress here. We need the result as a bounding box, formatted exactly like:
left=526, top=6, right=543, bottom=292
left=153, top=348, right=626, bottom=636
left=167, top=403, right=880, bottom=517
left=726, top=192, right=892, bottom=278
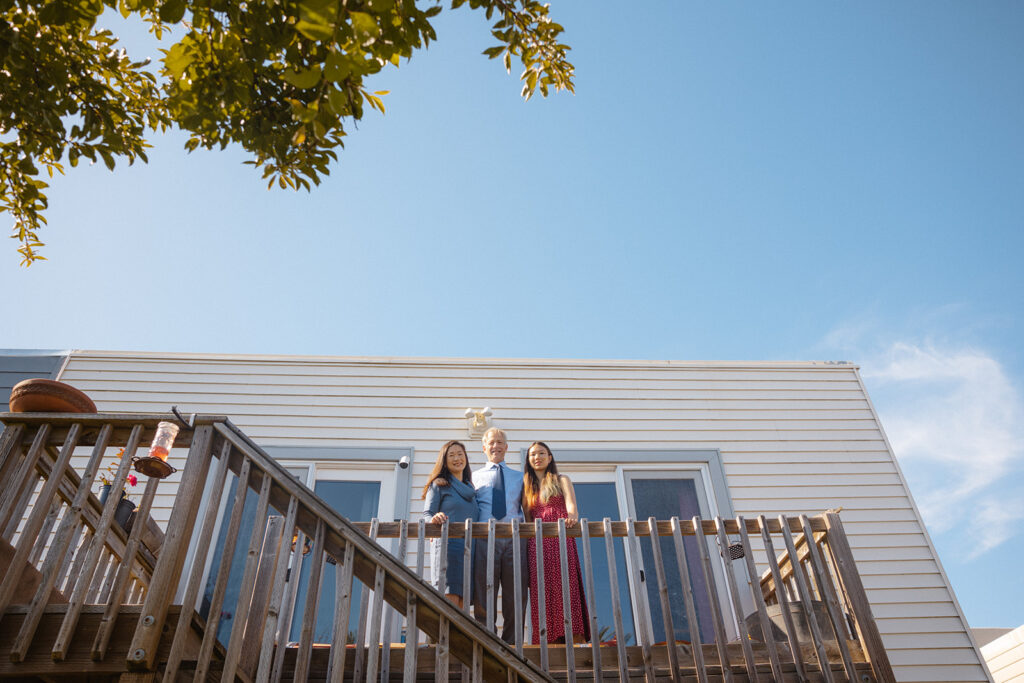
left=527, top=494, right=591, bottom=644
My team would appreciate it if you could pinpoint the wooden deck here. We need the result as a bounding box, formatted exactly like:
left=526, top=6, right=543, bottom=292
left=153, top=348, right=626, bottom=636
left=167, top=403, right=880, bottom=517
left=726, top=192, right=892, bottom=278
left=0, top=412, right=897, bottom=683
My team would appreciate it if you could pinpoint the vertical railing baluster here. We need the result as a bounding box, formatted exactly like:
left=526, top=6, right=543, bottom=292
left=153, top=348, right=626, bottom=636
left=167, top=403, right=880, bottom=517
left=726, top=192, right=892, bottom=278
left=326, top=541, right=356, bottom=683
left=296, top=520, right=328, bottom=682
left=128, top=423, right=216, bottom=671
left=461, top=518, right=473, bottom=683
left=353, top=518, right=380, bottom=683
left=671, top=518, right=707, bottom=683
left=578, top=520, right=602, bottom=682
left=0, top=423, right=50, bottom=538
left=53, top=424, right=142, bottom=661
left=800, top=515, right=857, bottom=683
left=0, top=423, right=26, bottom=485
left=240, top=515, right=286, bottom=679
left=195, top=457, right=254, bottom=681
left=92, top=475, right=162, bottom=660
left=693, top=516, right=733, bottom=683
left=364, top=563, right=386, bottom=683
left=648, top=517, right=681, bottom=683
left=603, top=518, right=629, bottom=683
left=735, top=517, right=784, bottom=683
left=437, top=614, right=450, bottom=682
left=30, top=499, right=63, bottom=565
left=558, top=518, right=577, bottom=683
left=403, top=518, right=425, bottom=682
left=5, top=423, right=113, bottom=659
left=486, top=518, right=497, bottom=633
left=382, top=519, right=407, bottom=682
left=779, top=515, right=835, bottom=683
left=535, top=517, right=549, bottom=670
left=758, top=515, right=806, bottom=679
left=627, top=519, right=656, bottom=682
left=435, top=520, right=449, bottom=677
left=87, top=552, right=113, bottom=603
left=164, top=439, right=232, bottom=682
left=511, top=518, right=524, bottom=656
left=222, top=469, right=275, bottom=682
left=714, top=517, right=758, bottom=681
left=271, top=522, right=308, bottom=683
left=0, top=423, right=79, bottom=616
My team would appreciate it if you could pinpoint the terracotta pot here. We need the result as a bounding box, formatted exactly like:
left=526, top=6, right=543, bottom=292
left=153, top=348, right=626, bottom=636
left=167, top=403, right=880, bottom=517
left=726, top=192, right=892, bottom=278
left=8, top=378, right=96, bottom=413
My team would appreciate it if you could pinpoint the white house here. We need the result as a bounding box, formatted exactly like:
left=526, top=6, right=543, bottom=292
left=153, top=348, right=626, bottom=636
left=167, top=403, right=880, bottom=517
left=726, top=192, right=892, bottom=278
left=0, top=349, right=992, bottom=682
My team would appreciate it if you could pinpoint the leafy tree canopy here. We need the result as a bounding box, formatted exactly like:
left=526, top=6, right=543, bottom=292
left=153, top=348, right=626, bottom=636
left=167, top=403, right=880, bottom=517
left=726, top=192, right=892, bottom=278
left=0, top=0, right=573, bottom=264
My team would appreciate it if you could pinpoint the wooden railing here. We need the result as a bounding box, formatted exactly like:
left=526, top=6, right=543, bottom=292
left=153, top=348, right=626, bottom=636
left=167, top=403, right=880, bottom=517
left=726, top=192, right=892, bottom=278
left=0, top=411, right=896, bottom=683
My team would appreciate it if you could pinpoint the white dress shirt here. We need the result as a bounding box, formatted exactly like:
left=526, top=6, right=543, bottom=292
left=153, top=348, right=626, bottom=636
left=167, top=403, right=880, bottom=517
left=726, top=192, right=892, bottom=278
left=472, top=461, right=524, bottom=522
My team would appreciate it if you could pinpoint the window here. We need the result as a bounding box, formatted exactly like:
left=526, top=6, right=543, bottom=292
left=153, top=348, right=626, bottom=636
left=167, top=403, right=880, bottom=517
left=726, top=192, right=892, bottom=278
left=198, top=448, right=410, bottom=646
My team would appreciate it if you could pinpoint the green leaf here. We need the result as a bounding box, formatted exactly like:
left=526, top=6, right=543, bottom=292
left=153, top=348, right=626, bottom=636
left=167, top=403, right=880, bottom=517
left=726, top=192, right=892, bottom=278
left=350, top=11, right=381, bottom=40
left=158, top=0, right=185, bottom=23
left=295, top=19, right=334, bottom=41
left=282, top=65, right=322, bottom=89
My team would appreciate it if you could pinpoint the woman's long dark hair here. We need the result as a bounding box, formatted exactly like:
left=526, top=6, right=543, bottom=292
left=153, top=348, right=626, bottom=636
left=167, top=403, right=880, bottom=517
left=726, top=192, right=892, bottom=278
left=522, top=441, right=562, bottom=513
left=421, top=440, right=472, bottom=499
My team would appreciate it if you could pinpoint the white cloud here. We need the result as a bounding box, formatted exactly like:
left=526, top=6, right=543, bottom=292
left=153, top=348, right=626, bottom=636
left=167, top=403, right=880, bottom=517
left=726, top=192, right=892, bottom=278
left=860, top=342, right=1024, bottom=558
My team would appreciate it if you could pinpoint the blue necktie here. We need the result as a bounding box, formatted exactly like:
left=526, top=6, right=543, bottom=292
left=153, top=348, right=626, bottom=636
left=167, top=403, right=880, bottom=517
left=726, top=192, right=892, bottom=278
left=492, top=465, right=506, bottom=520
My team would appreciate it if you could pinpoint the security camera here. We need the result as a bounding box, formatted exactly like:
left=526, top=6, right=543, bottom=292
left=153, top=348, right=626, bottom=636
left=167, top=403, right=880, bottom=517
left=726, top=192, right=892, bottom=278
left=398, top=454, right=411, bottom=469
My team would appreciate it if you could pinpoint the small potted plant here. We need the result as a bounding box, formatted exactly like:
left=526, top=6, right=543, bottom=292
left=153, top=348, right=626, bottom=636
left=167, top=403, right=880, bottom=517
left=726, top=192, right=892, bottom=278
left=98, top=449, right=139, bottom=531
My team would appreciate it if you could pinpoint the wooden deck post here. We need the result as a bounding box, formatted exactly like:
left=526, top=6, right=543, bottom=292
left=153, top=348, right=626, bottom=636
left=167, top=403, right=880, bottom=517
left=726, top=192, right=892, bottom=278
left=823, top=512, right=897, bottom=683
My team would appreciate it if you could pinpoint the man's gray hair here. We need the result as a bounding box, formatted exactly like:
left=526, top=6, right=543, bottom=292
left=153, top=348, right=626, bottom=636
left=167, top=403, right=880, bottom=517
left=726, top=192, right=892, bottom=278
left=482, top=426, right=507, bottom=443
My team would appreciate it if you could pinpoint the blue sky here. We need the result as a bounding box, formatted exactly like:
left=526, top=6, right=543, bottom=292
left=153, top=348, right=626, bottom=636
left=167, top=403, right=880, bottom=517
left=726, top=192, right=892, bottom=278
left=3, top=2, right=1023, bottom=628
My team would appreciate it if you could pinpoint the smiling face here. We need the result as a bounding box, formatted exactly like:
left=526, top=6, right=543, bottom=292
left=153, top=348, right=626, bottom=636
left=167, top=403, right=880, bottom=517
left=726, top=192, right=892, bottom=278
left=482, top=430, right=508, bottom=464
left=446, top=443, right=468, bottom=478
left=527, top=443, right=552, bottom=473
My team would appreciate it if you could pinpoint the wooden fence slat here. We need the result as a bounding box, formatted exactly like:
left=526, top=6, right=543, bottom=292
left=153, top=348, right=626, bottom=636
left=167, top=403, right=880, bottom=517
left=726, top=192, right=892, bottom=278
left=627, top=519, right=656, bottom=683
left=353, top=518, right=380, bottom=683
left=757, top=515, right=807, bottom=682
left=535, top=517, right=549, bottom=671
left=693, top=516, right=733, bottom=683
left=578, top=518, right=603, bottom=682
left=822, top=512, right=897, bottom=683
left=714, top=517, right=758, bottom=682
left=0, top=423, right=26, bottom=486
left=195, top=457, right=253, bottom=682
left=735, top=516, right=784, bottom=683
left=648, top=517, right=681, bottom=683
left=511, top=518, right=524, bottom=657
left=670, top=518, right=707, bottom=683
left=164, top=439, right=233, bottom=683
left=558, top=519, right=577, bottom=683
left=6, top=423, right=113, bottom=660
left=779, top=515, right=834, bottom=683
left=800, top=515, right=857, bottom=683
left=91, top=475, right=162, bottom=660
left=603, top=518, right=630, bottom=683
left=435, top=520, right=449, bottom=678
left=326, top=540, right=356, bottom=683
left=222, top=469, right=274, bottom=683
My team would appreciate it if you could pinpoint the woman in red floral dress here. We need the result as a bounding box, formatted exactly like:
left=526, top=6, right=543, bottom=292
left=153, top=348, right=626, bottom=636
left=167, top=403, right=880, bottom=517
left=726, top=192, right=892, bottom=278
left=523, top=441, right=590, bottom=644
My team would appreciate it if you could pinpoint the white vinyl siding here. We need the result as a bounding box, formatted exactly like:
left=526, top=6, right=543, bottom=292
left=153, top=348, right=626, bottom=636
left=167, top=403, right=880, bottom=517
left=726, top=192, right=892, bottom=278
left=982, top=625, right=1024, bottom=683
left=55, top=351, right=987, bottom=683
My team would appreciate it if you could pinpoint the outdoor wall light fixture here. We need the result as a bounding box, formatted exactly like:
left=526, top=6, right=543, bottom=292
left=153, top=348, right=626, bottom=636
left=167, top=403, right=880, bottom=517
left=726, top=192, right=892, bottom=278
left=464, top=407, right=493, bottom=438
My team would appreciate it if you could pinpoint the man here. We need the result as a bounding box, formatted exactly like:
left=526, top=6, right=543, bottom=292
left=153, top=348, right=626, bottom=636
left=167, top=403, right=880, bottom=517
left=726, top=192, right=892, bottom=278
left=472, top=427, right=529, bottom=643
